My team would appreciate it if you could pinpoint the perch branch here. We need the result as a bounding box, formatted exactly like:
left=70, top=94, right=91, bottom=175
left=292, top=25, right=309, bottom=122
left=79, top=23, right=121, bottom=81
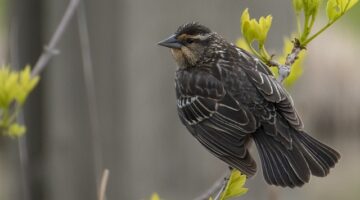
left=194, top=170, right=231, bottom=200
left=268, top=38, right=304, bottom=83
left=31, top=0, right=80, bottom=76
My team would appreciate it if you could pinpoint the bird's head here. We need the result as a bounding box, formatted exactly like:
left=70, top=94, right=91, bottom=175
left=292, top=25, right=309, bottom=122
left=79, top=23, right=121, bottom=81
left=158, top=22, right=214, bottom=68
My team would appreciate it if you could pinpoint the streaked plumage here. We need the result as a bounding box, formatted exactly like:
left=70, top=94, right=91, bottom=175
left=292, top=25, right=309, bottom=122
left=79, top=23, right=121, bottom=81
left=158, top=22, right=340, bottom=187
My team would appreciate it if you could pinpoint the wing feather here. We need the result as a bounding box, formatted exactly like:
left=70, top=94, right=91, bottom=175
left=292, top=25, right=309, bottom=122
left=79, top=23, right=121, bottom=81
left=175, top=68, right=258, bottom=175
left=236, top=47, right=304, bottom=130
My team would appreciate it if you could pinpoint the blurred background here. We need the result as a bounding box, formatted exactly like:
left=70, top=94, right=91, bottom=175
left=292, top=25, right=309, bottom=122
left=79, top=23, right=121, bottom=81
left=0, top=0, right=359, bottom=199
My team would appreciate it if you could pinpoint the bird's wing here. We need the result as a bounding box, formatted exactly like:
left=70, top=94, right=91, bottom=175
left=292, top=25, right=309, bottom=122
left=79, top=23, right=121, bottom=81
left=175, top=69, right=257, bottom=135
left=175, top=69, right=258, bottom=176
left=177, top=94, right=256, bottom=135
left=236, top=47, right=304, bottom=130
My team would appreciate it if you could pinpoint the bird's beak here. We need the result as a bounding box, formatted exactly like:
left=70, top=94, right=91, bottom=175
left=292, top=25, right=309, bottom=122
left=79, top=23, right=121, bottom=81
left=158, top=34, right=182, bottom=49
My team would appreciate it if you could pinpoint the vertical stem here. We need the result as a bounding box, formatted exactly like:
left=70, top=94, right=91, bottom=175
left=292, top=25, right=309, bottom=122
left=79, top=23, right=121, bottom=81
left=300, top=14, right=310, bottom=43
left=295, top=12, right=302, bottom=37
left=76, top=0, right=104, bottom=194
left=9, top=0, right=43, bottom=198
left=98, top=169, right=110, bottom=200
left=259, top=44, right=271, bottom=61
left=17, top=112, right=30, bottom=200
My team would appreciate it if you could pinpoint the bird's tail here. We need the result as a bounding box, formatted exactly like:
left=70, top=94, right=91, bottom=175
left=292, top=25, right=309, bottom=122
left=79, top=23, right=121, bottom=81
left=253, top=128, right=340, bottom=187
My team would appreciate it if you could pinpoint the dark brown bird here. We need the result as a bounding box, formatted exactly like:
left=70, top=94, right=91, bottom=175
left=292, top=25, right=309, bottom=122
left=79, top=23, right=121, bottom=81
left=158, top=22, right=340, bottom=187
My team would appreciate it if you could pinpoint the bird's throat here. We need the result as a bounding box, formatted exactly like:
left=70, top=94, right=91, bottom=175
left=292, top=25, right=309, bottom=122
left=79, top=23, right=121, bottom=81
left=171, top=47, right=197, bottom=68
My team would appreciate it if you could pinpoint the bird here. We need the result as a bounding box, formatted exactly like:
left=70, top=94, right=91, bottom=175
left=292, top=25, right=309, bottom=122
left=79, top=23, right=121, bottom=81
left=158, top=22, right=340, bottom=187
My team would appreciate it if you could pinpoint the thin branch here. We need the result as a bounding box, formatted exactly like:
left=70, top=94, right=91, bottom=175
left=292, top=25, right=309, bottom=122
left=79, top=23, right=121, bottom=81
left=303, top=0, right=352, bottom=46
left=31, top=0, right=81, bottom=76
left=214, top=177, right=230, bottom=200
left=76, top=0, right=104, bottom=193
left=269, top=39, right=304, bottom=83
left=194, top=170, right=231, bottom=200
left=98, top=169, right=110, bottom=200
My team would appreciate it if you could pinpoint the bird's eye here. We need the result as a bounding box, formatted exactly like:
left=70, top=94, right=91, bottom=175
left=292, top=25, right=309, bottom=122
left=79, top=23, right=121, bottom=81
left=186, top=38, right=194, bottom=44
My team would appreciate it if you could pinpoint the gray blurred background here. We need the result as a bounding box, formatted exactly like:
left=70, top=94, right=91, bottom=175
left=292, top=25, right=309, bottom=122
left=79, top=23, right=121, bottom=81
left=0, top=0, right=359, bottom=200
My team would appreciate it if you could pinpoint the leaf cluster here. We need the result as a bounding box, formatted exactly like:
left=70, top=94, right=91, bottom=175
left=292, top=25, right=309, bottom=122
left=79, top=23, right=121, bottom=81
left=217, top=170, right=248, bottom=200
left=293, top=0, right=358, bottom=45
left=238, top=0, right=358, bottom=87
left=0, top=65, right=39, bottom=137
left=241, top=8, right=272, bottom=62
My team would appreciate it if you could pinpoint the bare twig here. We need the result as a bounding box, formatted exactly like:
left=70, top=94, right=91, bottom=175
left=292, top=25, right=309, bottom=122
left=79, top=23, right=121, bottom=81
left=194, top=170, right=231, bottom=200
left=213, top=175, right=230, bottom=200
left=194, top=176, right=224, bottom=200
left=269, top=39, right=304, bottom=83
left=31, top=0, right=81, bottom=76
left=17, top=1, right=80, bottom=197
left=76, top=0, right=104, bottom=193
left=98, top=169, right=110, bottom=200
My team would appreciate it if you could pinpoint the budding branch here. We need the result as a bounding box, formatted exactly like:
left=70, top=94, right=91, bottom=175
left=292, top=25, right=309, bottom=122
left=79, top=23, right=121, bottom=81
left=268, top=39, right=305, bottom=83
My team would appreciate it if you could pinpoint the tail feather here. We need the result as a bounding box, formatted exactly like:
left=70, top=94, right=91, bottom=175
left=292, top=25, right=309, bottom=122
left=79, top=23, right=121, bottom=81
left=258, top=139, right=290, bottom=186
left=295, top=131, right=340, bottom=177
left=254, top=130, right=309, bottom=187
left=254, top=128, right=340, bottom=187
left=270, top=147, right=304, bottom=187
left=267, top=138, right=306, bottom=187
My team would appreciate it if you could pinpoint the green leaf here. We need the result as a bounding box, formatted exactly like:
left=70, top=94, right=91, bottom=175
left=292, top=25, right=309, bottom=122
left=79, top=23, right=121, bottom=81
left=241, top=8, right=272, bottom=45
left=241, top=8, right=250, bottom=33
left=0, top=66, right=18, bottom=108
left=17, top=65, right=40, bottom=104
left=303, top=0, right=321, bottom=16
left=327, top=0, right=359, bottom=22
left=0, top=64, right=40, bottom=137
left=293, top=0, right=304, bottom=12
left=327, top=0, right=340, bottom=21
left=150, top=193, right=160, bottom=200
left=235, top=38, right=251, bottom=52
left=240, top=8, right=273, bottom=62
left=241, top=9, right=253, bottom=43
left=7, top=123, right=26, bottom=137
left=348, top=0, right=359, bottom=10
left=258, top=15, right=273, bottom=45
left=219, top=170, right=248, bottom=200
